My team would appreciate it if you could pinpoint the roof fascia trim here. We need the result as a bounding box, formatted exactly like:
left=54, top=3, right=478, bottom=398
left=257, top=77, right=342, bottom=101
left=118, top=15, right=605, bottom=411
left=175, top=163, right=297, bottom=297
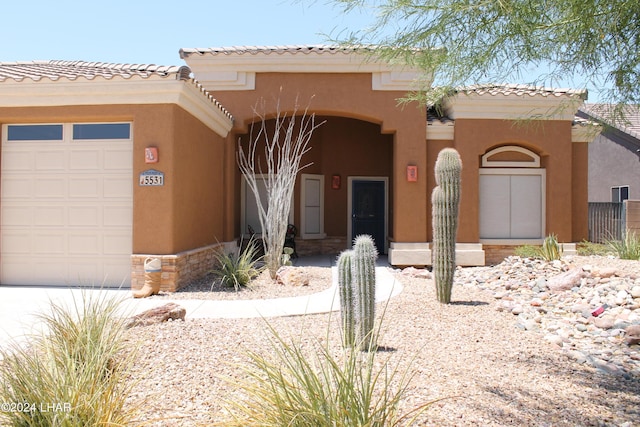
left=426, top=122, right=454, bottom=140
left=0, top=79, right=233, bottom=136
left=183, top=54, right=425, bottom=91
left=444, top=93, right=585, bottom=121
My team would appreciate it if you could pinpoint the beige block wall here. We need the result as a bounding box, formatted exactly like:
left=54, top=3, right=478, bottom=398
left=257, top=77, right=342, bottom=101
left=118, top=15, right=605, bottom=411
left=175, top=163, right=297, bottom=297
left=625, top=200, right=640, bottom=235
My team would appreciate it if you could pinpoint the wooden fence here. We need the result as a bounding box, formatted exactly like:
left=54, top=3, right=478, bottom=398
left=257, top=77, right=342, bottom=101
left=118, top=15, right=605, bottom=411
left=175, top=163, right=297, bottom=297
left=588, top=202, right=625, bottom=243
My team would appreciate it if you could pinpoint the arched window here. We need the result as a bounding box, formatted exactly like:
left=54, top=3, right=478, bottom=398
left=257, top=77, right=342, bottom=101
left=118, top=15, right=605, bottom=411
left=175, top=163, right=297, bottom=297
left=481, top=145, right=540, bottom=168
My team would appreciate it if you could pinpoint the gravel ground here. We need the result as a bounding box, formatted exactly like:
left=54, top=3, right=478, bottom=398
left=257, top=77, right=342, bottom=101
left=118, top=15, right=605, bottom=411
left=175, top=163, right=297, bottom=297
left=123, top=256, right=640, bottom=426
left=144, top=267, right=332, bottom=300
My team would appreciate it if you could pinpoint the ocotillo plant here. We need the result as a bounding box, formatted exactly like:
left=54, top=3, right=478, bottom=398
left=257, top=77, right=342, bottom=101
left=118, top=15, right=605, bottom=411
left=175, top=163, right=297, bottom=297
left=431, top=148, right=462, bottom=303
left=352, top=235, right=378, bottom=350
left=337, top=250, right=355, bottom=348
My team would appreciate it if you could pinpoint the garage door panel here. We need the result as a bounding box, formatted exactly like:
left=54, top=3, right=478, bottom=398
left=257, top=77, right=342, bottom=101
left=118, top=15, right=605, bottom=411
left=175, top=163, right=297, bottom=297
left=2, top=178, right=31, bottom=198
left=70, top=150, right=100, bottom=170
left=103, top=260, right=132, bottom=286
left=34, top=233, right=66, bottom=254
left=68, top=234, right=100, bottom=254
left=104, top=150, right=131, bottom=170
left=1, top=232, right=31, bottom=253
left=1, top=259, right=32, bottom=283
left=35, top=178, right=66, bottom=198
left=66, top=262, right=100, bottom=286
left=104, top=206, right=132, bottom=226
left=103, top=233, right=131, bottom=254
left=2, top=151, right=32, bottom=171
left=36, top=151, right=66, bottom=171
left=32, top=261, right=68, bottom=285
left=3, top=206, right=33, bottom=225
left=2, top=125, right=132, bottom=287
left=35, top=206, right=65, bottom=226
left=69, top=179, right=100, bottom=198
left=69, top=206, right=100, bottom=226
left=104, top=178, right=132, bottom=198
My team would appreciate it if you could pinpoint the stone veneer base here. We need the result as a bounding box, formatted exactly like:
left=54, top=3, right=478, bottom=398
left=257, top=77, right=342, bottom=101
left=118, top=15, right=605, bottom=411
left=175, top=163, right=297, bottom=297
left=131, top=242, right=234, bottom=292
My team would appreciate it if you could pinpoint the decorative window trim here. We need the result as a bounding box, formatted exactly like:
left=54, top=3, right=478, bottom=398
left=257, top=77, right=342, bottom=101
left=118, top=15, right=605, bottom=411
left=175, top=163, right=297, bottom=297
left=481, top=145, right=540, bottom=168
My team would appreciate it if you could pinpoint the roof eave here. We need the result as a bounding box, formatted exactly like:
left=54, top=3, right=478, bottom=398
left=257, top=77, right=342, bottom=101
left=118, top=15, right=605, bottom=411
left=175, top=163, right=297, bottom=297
left=0, top=77, right=233, bottom=136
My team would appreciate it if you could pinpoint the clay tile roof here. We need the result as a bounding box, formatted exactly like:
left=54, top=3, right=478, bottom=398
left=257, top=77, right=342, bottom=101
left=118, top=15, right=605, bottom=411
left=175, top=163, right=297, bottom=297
left=580, top=103, right=640, bottom=140
left=457, top=83, right=587, bottom=99
left=0, top=60, right=233, bottom=122
left=0, top=60, right=189, bottom=82
left=180, top=44, right=371, bottom=58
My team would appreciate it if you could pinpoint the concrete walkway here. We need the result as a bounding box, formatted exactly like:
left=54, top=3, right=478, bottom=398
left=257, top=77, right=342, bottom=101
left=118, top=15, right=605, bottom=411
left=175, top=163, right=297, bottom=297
left=0, top=263, right=402, bottom=348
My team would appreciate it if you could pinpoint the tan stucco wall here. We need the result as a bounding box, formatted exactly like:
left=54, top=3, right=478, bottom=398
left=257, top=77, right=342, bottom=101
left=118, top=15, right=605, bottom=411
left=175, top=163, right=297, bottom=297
left=429, top=118, right=587, bottom=243
left=212, top=72, right=426, bottom=243
left=234, top=115, right=393, bottom=241
left=0, top=103, right=227, bottom=255
left=571, top=141, right=589, bottom=241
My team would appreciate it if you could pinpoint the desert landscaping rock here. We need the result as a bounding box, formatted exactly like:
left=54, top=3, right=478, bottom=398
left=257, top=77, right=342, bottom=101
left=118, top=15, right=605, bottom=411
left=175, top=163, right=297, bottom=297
left=123, top=255, right=639, bottom=426
left=126, top=302, right=186, bottom=328
left=275, top=265, right=310, bottom=287
left=456, top=255, right=640, bottom=378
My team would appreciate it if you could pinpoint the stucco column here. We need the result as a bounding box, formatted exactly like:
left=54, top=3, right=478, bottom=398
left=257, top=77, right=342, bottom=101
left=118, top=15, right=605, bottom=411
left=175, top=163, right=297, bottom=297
left=392, top=127, right=428, bottom=242
left=222, top=133, right=238, bottom=242
left=571, top=141, right=589, bottom=241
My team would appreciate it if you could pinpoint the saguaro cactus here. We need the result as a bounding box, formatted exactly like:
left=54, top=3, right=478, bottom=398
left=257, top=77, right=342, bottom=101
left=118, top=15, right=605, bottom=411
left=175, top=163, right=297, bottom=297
left=337, top=250, right=355, bottom=348
left=352, top=235, right=378, bottom=350
left=431, top=148, right=462, bottom=303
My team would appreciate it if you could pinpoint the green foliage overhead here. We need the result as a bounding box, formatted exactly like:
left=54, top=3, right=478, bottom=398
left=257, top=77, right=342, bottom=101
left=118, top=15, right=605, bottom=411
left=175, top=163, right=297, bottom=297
left=330, top=0, right=640, bottom=107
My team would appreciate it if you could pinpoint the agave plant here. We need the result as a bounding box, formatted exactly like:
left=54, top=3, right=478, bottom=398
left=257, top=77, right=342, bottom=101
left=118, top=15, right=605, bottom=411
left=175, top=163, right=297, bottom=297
left=212, top=237, right=263, bottom=291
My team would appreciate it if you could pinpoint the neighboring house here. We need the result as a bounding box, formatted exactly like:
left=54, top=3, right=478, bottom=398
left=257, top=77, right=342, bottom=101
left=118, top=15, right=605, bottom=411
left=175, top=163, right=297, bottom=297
left=0, top=46, right=597, bottom=290
left=577, top=104, right=640, bottom=203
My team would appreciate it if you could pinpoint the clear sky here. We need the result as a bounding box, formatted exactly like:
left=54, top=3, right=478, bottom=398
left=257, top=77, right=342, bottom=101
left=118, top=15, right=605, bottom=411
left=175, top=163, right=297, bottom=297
left=0, top=0, right=374, bottom=66
left=1, top=0, right=604, bottom=101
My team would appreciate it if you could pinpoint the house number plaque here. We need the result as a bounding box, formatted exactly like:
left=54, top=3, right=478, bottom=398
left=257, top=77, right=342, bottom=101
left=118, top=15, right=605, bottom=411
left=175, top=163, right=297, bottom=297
left=139, top=169, right=165, bottom=186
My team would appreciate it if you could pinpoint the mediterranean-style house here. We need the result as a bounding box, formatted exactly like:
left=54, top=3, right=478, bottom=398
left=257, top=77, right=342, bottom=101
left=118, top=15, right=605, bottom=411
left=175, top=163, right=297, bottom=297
left=0, top=46, right=596, bottom=291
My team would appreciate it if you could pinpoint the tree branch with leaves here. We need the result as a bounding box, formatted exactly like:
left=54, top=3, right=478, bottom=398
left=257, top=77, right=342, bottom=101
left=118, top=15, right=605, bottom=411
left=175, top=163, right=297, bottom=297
left=329, top=0, right=639, bottom=113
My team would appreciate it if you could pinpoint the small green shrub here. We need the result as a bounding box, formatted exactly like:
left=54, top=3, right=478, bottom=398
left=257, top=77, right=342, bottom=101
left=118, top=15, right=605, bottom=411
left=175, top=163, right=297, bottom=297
left=514, top=244, right=541, bottom=259
left=577, top=240, right=610, bottom=256
left=213, top=238, right=263, bottom=291
left=607, top=231, right=640, bottom=260
left=223, top=322, right=431, bottom=427
left=0, top=292, right=137, bottom=427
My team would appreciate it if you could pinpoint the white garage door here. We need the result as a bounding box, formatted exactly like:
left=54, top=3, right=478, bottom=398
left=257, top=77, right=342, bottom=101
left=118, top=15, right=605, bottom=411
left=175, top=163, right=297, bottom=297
left=479, top=169, right=545, bottom=240
left=1, top=123, right=133, bottom=287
